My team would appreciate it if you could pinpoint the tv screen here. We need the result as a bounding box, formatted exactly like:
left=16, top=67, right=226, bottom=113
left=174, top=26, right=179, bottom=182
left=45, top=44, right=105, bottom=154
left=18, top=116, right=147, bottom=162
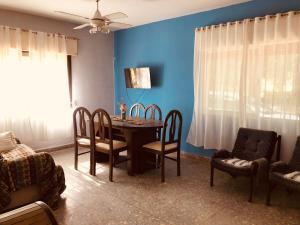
left=124, top=67, right=151, bottom=89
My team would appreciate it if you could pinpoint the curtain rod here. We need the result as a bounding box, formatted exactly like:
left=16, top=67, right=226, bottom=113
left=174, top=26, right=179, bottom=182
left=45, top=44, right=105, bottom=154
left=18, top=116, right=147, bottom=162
left=196, top=11, right=300, bottom=31
left=4, top=26, right=79, bottom=41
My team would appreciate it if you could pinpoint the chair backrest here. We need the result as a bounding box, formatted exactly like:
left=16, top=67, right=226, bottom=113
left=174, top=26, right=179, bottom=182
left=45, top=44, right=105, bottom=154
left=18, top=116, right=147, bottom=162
left=289, top=136, right=300, bottom=171
left=162, top=110, right=183, bottom=149
left=90, top=108, right=113, bottom=149
left=144, top=104, right=162, bottom=120
left=73, top=107, right=91, bottom=139
left=129, top=103, right=145, bottom=118
left=232, top=128, right=277, bottom=161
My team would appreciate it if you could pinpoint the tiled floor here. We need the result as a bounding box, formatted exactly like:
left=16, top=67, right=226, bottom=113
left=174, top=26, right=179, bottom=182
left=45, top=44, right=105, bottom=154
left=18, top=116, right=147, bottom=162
left=51, top=148, right=300, bottom=225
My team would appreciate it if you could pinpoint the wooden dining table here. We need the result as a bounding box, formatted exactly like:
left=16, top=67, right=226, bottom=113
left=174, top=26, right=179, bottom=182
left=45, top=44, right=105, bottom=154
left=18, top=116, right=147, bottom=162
left=110, top=116, right=163, bottom=176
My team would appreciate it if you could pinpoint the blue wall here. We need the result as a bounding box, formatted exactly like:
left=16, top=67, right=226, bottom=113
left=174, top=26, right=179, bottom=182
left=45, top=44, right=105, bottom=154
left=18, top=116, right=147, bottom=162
left=114, top=0, right=300, bottom=158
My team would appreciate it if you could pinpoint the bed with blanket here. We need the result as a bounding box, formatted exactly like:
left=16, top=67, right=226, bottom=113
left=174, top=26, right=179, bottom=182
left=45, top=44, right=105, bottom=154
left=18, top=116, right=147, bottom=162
left=0, top=132, right=66, bottom=213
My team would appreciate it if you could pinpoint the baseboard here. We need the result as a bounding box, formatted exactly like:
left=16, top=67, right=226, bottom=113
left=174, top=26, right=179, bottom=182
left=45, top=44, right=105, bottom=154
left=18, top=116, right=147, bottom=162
left=180, top=150, right=211, bottom=161
left=35, top=144, right=74, bottom=153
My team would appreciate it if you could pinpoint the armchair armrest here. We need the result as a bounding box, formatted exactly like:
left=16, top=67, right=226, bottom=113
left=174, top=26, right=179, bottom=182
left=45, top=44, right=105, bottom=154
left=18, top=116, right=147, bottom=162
left=252, top=158, right=268, bottom=167
left=270, top=161, right=289, bottom=173
left=212, top=149, right=232, bottom=159
left=252, top=157, right=268, bottom=172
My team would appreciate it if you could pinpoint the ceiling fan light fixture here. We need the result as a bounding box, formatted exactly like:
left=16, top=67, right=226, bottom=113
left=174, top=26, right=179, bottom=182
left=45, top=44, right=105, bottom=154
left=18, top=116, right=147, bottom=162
left=89, top=26, right=110, bottom=34
left=56, top=0, right=131, bottom=34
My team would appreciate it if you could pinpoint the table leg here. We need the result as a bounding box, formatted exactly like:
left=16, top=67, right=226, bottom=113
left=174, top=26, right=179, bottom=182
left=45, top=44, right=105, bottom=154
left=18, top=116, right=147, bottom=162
left=123, top=130, right=135, bottom=175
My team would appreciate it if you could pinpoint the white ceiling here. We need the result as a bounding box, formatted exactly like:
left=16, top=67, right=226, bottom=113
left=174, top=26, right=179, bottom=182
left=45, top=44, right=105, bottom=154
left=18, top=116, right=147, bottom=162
left=0, top=0, right=250, bottom=28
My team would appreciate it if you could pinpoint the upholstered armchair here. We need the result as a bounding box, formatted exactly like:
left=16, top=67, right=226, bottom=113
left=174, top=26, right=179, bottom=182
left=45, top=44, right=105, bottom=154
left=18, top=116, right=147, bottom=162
left=210, top=128, right=280, bottom=202
left=266, top=136, right=300, bottom=205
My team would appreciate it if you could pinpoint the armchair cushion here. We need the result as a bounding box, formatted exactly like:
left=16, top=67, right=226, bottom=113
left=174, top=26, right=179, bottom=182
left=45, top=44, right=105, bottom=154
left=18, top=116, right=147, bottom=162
left=221, top=158, right=253, bottom=168
left=232, top=128, right=277, bottom=161
left=212, top=158, right=255, bottom=176
left=283, top=171, right=300, bottom=183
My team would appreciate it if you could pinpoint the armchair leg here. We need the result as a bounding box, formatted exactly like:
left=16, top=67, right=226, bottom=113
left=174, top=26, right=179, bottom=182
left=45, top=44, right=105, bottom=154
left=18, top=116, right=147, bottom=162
left=266, top=181, right=273, bottom=206
left=156, top=155, right=160, bottom=169
left=161, top=154, right=165, bottom=183
left=249, top=175, right=254, bottom=202
left=109, top=153, right=113, bottom=182
left=210, top=165, right=214, bottom=187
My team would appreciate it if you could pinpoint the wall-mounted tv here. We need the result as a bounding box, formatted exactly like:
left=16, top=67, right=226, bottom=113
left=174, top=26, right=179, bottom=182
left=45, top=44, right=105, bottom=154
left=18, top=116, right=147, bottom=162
left=124, top=67, right=151, bottom=89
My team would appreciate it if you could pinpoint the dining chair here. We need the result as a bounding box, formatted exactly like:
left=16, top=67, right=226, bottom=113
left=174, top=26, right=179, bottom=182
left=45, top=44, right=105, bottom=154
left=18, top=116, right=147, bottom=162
left=144, top=104, right=162, bottom=121
left=145, top=104, right=162, bottom=139
left=129, top=103, right=145, bottom=118
left=90, top=108, right=128, bottom=181
left=73, top=107, right=92, bottom=170
left=145, top=104, right=163, bottom=168
left=142, top=110, right=182, bottom=182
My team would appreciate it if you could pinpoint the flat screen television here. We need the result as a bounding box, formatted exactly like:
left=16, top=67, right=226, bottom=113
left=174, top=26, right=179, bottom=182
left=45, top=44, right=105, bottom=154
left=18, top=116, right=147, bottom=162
left=124, top=67, right=151, bottom=89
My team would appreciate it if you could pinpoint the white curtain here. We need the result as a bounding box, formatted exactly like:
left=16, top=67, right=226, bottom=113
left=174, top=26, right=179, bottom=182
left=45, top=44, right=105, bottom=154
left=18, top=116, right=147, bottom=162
left=0, top=26, right=72, bottom=149
left=187, top=12, right=300, bottom=162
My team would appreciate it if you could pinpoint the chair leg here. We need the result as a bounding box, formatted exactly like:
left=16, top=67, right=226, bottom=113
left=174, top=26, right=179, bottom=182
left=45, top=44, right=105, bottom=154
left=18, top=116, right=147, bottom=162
left=249, top=175, right=254, bottom=202
left=90, top=149, right=95, bottom=176
left=109, top=152, right=113, bottom=182
left=210, top=165, right=214, bottom=187
left=177, top=150, right=180, bottom=176
left=156, top=155, right=160, bottom=169
left=266, top=180, right=273, bottom=206
left=161, top=154, right=165, bottom=183
left=74, top=144, right=78, bottom=170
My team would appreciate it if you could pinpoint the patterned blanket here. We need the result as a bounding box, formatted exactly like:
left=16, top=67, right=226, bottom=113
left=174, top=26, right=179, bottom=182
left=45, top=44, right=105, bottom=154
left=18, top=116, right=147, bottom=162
left=0, top=144, right=66, bottom=210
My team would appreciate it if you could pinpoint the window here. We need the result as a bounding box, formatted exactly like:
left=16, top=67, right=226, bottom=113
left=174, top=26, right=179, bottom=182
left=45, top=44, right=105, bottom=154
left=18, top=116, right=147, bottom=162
left=0, top=27, right=72, bottom=147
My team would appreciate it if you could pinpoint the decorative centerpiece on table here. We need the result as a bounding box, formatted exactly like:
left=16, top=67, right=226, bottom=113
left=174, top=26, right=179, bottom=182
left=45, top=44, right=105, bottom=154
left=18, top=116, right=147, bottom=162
left=120, top=102, right=127, bottom=120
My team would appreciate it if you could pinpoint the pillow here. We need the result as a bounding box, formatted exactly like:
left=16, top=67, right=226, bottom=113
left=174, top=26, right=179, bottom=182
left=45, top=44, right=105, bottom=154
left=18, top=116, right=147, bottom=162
left=0, top=131, right=17, bottom=153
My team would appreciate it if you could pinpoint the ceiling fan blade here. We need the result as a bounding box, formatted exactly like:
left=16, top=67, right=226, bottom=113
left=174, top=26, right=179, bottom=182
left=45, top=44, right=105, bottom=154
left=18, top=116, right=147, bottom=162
left=74, top=23, right=91, bottom=30
left=108, top=22, right=132, bottom=29
left=55, top=11, right=89, bottom=20
left=104, top=12, right=128, bottom=20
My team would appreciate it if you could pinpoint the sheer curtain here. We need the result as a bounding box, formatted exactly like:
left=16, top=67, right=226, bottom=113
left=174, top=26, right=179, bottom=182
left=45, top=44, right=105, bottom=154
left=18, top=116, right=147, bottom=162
left=187, top=12, right=300, bottom=162
left=0, top=26, right=72, bottom=149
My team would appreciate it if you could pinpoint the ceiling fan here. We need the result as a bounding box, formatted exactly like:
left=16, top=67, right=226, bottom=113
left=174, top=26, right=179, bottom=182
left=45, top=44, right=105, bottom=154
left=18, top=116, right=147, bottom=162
left=55, top=0, right=131, bottom=34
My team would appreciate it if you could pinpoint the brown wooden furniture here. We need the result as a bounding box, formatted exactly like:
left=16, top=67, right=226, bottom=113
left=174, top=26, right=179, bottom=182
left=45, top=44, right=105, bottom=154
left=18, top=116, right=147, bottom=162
left=90, top=108, right=128, bottom=181
left=110, top=116, right=164, bottom=175
left=142, top=110, right=183, bottom=182
left=145, top=104, right=162, bottom=139
left=73, top=107, right=92, bottom=170
left=210, top=128, right=280, bottom=202
left=129, top=103, right=145, bottom=118
left=267, top=136, right=300, bottom=206
left=0, top=201, right=58, bottom=225
left=144, top=104, right=162, bottom=121
left=144, top=104, right=162, bottom=167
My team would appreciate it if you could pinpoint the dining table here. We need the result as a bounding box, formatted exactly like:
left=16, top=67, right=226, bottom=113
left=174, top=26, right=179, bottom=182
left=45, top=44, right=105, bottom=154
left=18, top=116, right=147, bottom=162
left=110, top=116, right=163, bottom=176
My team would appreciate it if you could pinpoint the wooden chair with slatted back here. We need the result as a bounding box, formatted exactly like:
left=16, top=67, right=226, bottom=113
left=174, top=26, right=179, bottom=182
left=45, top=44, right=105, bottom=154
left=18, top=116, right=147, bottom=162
left=145, top=104, right=163, bottom=168
left=73, top=107, right=92, bottom=170
left=129, top=103, right=145, bottom=118
left=90, top=108, right=128, bottom=181
left=142, top=110, right=183, bottom=182
left=145, top=104, right=162, bottom=139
